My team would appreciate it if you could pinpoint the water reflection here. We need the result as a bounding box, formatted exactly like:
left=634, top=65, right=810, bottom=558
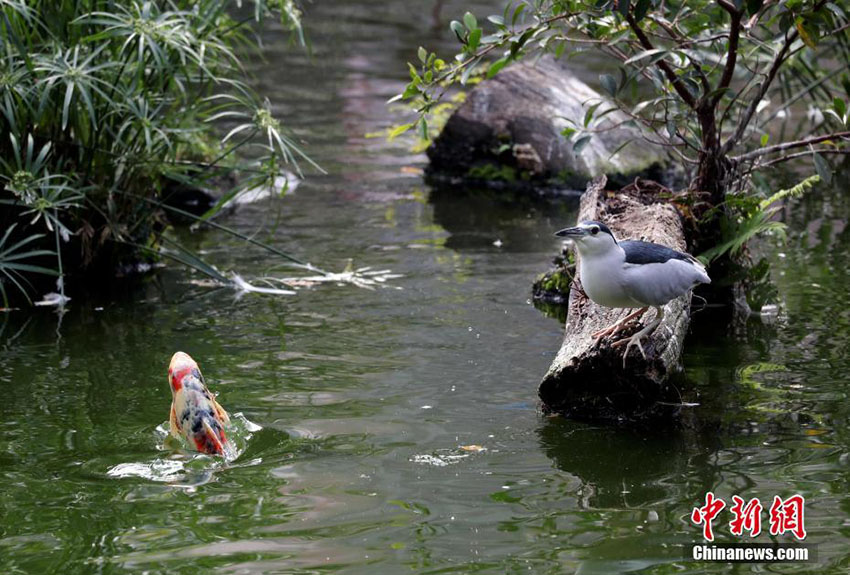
left=2, top=2, right=850, bottom=573
left=429, top=185, right=579, bottom=253
left=538, top=417, right=719, bottom=509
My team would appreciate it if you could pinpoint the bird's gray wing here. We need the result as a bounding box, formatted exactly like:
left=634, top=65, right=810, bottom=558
left=621, top=259, right=708, bottom=306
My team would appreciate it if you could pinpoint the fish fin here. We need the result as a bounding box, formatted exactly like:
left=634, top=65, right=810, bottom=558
left=212, top=397, right=230, bottom=425
left=169, top=403, right=181, bottom=436
left=195, top=418, right=226, bottom=456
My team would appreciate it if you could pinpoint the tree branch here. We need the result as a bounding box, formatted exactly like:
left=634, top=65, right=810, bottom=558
left=721, top=0, right=830, bottom=154
left=626, top=13, right=697, bottom=108
left=719, top=27, right=798, bottom=155
left=759, top=66, right=846, bottom=127
left=733, top=131, right=850, bottom=162
left=739, top=148, right=850, bottom=175
left=712, top=1, right=742, bottom=107
left=645, top=16, right=712, bottom=96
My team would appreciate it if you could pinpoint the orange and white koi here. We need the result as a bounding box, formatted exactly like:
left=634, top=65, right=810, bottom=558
left=167, top=351, right=232, bottom=457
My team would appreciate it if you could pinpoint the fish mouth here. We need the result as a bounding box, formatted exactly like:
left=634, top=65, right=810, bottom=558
left=554, top=226, right=587, bottom=238
left=169, top=351, right=198, bottom=392
left=169, top=351, right=195, bottom=372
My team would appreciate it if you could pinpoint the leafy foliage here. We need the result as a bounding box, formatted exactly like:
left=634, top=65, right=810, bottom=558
left=396, top=1, right=849, bottom=195
left=699, top=174, right=821, bottom=263
left=0, top=0, right=310, bottom=303
left=0, top=225, right=57, bottom=306
left=396, top=0, right=850, bottom=277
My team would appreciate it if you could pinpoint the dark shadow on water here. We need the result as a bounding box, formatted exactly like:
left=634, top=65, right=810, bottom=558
left=428, top=183, right=580, bottom=253
left=537, top=416, right=725, bottom=509
left=531, top=299, right=568, bottom=324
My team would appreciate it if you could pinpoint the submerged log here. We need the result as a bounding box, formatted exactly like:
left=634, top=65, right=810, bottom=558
left=539, top=175, right=693, bottom=421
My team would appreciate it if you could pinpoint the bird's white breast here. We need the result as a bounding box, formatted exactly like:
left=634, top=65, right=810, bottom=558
left=579, top=250, right=645, bottom=308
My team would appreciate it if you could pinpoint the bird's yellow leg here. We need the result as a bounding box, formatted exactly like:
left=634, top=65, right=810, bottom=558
left=592, top=307, right=648, bottom=340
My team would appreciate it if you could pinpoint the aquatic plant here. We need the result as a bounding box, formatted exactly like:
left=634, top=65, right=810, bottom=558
left=0, top=0, right=312, bottom=304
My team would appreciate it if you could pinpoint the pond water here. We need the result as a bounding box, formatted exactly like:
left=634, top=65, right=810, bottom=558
left=2, top=1, right=850, bottom=573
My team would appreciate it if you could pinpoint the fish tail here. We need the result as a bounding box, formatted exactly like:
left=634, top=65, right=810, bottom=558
left=194, top=417, right=229, bottom=456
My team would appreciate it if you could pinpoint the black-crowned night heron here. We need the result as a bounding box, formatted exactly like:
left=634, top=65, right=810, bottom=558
left=555, top=220, right=710, bottom=364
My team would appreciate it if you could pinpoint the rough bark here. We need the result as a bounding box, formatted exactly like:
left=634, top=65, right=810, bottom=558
left=539, top=175, right=693, bottom=421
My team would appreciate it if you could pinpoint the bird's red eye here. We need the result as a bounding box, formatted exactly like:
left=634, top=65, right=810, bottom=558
left=591, top=227, right=599, bottom=235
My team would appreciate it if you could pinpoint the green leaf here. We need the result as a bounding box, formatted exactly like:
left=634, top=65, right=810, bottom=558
left=746, top=0, right=764, bottom=15
left=584, top=102, right=602, bottom=127
left=460, top=61, right=477, bottom=84
left=759, top=174, right=820, bottom=211
left=487, top=57, right=509, bottom=78
left=418, top=118, right=429, bottom=141
left=463, top=11, right=478, bottom=31
left=813, top=152, right=832, bottom=185
left=572, top=134, right=592, bottom=154
left=624, top=48, right=666, bottom=65
left=418, top=46, right=427, bottom=63
left=795, top=17, right=818, bottom=48
left=833, top=97, right=846, bottom=122
left=388, top=123, right=415, bottom=140
left=760, top=133, right=769, bottom=146
left=634, top=0, right=652, bottom=21
left=826, top=3, right=846, bottom=19
left=510, top=28, right=535, bottom=58
left=555, top=41, right=566, bottom=58
left=599, top=74, right=618, bottom=97
left=488, top=15, right=505, bottom=26
left=607, top=138, right=634, bottom=161
left=511, top=4, right=525, bottom=25
left=468, top=28, right=482, bottom=50
left=450, top=20, right=465, bottom=41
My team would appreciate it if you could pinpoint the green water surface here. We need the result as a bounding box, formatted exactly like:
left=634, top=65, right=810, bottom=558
left=2, top=1, right=850, bottom=573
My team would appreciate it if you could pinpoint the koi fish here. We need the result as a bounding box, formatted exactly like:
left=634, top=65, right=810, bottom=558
left=168, top=351, right=232, bottom=457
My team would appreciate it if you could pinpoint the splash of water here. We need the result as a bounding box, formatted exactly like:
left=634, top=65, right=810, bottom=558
left=106, top=413, right=263, bottom=488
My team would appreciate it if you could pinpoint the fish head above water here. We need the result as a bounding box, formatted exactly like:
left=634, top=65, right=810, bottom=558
left=168, top=351, right=203, bottom=395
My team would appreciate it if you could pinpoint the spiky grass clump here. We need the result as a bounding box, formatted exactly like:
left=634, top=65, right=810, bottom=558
left=0, top=0, right=310, bottom=305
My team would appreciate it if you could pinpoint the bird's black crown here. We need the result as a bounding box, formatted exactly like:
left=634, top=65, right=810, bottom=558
left=580, top=220, right=615, bottom=238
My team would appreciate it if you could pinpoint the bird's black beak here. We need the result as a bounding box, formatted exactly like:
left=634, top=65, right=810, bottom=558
left=554, top=226, right=586, bottom=238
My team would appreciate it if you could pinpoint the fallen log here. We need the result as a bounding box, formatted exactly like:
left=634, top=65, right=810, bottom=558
left=539, top=175, right=695, bottom=421
left=426, top=55, right=668, bottom=190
